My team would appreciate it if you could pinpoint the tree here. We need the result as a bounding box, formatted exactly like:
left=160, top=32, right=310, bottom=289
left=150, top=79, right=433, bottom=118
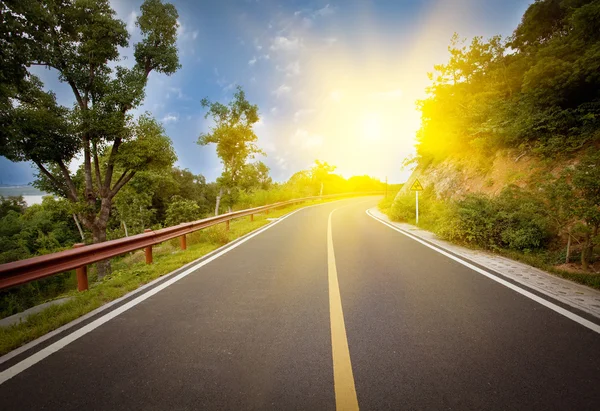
left=0, top=0, right=180, bottom=277
left=310, top=160, right=336, bottom=195
left=198, top=86, right=263, bottom=214
left=165, top=196, right=201, bottom=226
left=571, top=150, right=600, bottom=269
left=239, top=161, right=272, bottom=192
left=0, top=196, right=26, bottom=219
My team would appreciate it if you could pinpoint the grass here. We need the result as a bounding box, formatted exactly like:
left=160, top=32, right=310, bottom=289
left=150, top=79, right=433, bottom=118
left=0, top=197, right=342, bottom=356
left=378, top=197, right=600, bottom=292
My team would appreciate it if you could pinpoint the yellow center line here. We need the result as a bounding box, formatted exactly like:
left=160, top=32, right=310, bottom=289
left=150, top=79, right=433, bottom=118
left=328, top=208, right=359, bottom=411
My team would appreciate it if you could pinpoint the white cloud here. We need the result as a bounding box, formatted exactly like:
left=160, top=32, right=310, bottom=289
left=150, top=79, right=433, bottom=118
left=275, top=155, right=288, bottom=170
left=291, top=129, right=323, bottom=149
left=223, top=82, right=237, bottom=92
left=273, top=84, right=291, bottom=97
left=176, top=19, right=185, bottom=38
left=270, top=36, right=302, bottom=51
left=293, top=108, right=315, bottom=123
left=261, top=54, right=270, bottom=60
left=324, top=37, right=338, bottom=46
left=167, top=87, right=185, bottom=99
left=314, top=4, right=335, bottom=17
left=248, top=56, right=257, bottom=66
left=126, top=11, right=137, bottom=34
left=270, top=106, right=278, bottom=114
left=192, top=30, right=199, bottom=40
left=161, top=113, right=179, bottom=124
left=276, top=61, right=300, bottom=76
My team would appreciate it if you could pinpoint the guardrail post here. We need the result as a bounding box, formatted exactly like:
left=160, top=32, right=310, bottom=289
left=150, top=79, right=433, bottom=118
left=73, top=243, right=88, bottom=291
left=265, top=209, right=269, bottom=215
left=225, top=220, right=230, bottom=231
left=144, top=229, right=153, bottom=264
left=250, top=214, right=254, bottom=222
left=180, top=234, right=187, bottom=250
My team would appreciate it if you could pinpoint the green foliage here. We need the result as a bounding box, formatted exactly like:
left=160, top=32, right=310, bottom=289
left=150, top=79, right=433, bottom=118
left=389, top=186, right=553, bottom=252
left=417, top=0, right=600, bottom=162
left=0, top=195, right=26, bottom=218
left=0, top=196, right=81, bottom=264
left=198, top=86, right=263, bottom=210
left=0, top=0, right=180, bottom=258
left=165, top=196, right=201, bottom=226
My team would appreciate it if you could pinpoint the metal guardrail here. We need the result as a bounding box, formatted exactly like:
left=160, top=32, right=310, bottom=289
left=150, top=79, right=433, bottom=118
left=0, top=192, right=383, bottom=291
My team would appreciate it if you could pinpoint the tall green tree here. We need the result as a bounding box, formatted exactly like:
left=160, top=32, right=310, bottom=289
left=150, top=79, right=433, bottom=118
left=0, top=0, right=180, bottom=276
left=198, top=86, right=263, bottom=214
left=310, top=160, right=336, bottom=195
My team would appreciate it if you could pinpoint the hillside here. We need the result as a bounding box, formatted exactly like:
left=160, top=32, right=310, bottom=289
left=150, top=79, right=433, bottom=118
left=386, top=0, right=600, bottom=282
left=397, top=149, right=580, bottom=200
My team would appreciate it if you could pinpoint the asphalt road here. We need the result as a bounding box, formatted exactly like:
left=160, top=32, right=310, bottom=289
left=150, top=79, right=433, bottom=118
left=1, top=197, right=599, bottom=410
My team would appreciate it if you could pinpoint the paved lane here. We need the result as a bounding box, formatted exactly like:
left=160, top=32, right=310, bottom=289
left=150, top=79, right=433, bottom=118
left=0, top=196, right=599, bottom=410
left=0, top=199, right=357, bottom=410
left=333, top=201, right=600, bottom=410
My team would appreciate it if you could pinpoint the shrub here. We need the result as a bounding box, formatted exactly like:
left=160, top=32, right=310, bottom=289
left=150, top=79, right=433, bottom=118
left=387, top=185, right=552, bottom=252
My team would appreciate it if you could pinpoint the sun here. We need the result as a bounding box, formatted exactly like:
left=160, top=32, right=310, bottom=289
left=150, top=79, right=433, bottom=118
left=360, top=112, right=382, bottom=142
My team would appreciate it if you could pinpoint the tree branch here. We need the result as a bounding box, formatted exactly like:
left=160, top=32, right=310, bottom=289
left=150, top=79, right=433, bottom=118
left=110, top=170, right=136, bottom=198
left=103, top=138, right=121, bottom=190
left=57, top=159, right=79, bottom=202
left=82, top=135, right=94, bottom=203
left=92, top=140, right=103, bottom=194
left=34, top=161, right=73, bottom=201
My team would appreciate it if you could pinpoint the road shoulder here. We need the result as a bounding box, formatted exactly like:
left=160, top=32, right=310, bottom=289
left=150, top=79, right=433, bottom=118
left=368, top=207, right=600, bottom=321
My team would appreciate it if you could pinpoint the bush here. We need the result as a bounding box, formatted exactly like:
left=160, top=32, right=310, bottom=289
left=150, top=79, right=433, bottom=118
left=165, top=196, right=201, bottom=226
left=387, top=185, right=553, bottom=252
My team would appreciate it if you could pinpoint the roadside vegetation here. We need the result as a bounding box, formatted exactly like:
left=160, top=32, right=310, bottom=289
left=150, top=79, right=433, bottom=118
left=0, top=196, right=367, bottom=355
left=380, top=149, right=600, bottom=290
left=382, top=0, right=600, bottom=288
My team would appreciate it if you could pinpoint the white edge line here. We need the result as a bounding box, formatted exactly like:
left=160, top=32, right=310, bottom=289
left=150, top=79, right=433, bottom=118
left=0, top=198, right=354, bottom=385
left=366, top=208, right=600, bottom=335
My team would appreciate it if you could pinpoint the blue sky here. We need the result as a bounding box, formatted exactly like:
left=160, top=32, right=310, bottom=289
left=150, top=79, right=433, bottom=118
left=0, top=0, right=532, bottom=186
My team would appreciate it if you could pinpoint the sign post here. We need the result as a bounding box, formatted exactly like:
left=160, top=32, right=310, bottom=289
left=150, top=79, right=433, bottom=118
left=409, top=179, right=424, bottom=225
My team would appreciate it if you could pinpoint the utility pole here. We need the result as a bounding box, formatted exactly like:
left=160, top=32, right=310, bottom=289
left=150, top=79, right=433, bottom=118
left=385, top=176, right=388, bottom=198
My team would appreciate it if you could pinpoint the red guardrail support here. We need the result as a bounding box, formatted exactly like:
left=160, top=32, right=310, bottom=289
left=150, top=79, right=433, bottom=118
left=180, top=234, right=187, bottom=250
left=73, top=243, right=88, bottom=291
left=225, top=220, right=230, bottom=231
left=144, top=229, right=153, bottom=264
left=250, top=214, right=254, bottom=222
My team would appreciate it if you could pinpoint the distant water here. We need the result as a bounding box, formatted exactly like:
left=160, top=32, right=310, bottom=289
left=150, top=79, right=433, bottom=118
left=0, top=186, right=50, bottom=206
left=21, top=195, right=46, bottom=205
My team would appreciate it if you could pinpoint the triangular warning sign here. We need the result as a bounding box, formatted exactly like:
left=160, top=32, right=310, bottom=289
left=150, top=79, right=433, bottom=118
left=410, top=179, right=424, bottom=191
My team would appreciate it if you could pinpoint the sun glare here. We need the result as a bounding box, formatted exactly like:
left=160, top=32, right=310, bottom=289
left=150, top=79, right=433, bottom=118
left=361, top=112, right=382, bottom=142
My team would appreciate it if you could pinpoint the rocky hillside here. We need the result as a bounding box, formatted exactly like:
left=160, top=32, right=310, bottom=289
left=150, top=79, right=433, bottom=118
left=397, top=149, right=582, bottom=201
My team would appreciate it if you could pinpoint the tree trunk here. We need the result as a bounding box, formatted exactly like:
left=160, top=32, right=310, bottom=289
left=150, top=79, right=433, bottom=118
left=122, top=220, right=129, bottom=237
left=582, top=232, right=591, bottom=271
left=581, top=225, right=599, bottom=271
left=227, top=188, right=232, bottom=213
left=215, top=187, right=222, bottom=216
left=319, top=182, right=324, bottom=196
left=565, top=232, right=571, bottom=264
left=92, top=224, right=111, bottom=279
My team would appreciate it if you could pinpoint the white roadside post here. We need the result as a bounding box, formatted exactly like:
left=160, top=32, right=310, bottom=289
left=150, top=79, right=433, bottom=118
left=410, top=179, right=424, bottom=226
left=416, top=190, right=419, bottom=225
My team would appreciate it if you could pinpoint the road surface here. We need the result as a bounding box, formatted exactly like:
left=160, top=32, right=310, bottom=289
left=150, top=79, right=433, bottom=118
left=1, top=197, right=599, bottom=410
